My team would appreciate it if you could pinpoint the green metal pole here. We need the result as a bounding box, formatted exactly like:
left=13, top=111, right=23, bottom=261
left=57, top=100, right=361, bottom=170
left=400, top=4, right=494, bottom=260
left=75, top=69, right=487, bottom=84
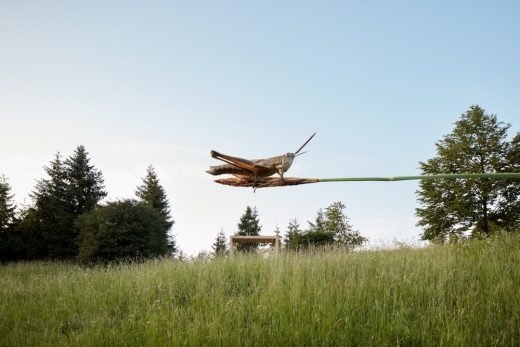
left=319, top=173, right=520, bottom=183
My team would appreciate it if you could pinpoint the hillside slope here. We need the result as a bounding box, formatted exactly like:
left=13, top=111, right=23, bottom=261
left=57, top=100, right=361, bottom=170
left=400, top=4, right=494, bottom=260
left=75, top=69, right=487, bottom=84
left=1, top=235, right=519, bottom=346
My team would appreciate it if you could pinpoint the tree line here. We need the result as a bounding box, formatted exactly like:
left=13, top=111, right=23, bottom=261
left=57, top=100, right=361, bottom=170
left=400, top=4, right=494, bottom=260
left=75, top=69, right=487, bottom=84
left=1, top=105, right=519, bottom=262
left=210, top=202, right=367, bottom=257
left=0, top=146, right=175, bottom=262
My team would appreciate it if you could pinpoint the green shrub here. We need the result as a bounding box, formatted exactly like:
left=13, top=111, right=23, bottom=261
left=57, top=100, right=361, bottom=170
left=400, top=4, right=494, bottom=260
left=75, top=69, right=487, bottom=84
left=78, top=199, right=170, bottom=262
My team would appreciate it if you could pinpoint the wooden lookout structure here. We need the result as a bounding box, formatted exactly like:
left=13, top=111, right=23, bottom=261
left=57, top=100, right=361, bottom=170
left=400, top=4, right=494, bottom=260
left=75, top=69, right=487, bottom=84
left=229, top=235, right=281, bottom=256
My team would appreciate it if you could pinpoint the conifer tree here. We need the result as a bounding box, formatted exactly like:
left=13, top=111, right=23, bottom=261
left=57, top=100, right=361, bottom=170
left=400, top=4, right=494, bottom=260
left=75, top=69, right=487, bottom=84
left=136, top=166, right=176, bottom=252
left=26, top=147, right=106, bottom=259
left=284, top=218, right=303, bottom=250
left=274, top=225, right=281, bottom=249
left=0, top=175, right=16, bottom=232
left=13, top=206, right=45, bottom=260
left=236, top=206, right=261, bottom=252
left=303, top=209, right=335, bottom=247
left=65, top=145, right=107, bottom=215
left=212, top=229, right=227, bottom=256
left=307, top=209, right=326, bottom=233
left=31, top=153, right=75, bottom=258
left=0, top=175, right=18, bottom=261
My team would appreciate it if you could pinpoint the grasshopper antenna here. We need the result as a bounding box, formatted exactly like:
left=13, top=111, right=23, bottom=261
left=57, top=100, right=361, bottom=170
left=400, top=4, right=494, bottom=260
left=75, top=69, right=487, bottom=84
left=294, top=132, right=316, bottom=155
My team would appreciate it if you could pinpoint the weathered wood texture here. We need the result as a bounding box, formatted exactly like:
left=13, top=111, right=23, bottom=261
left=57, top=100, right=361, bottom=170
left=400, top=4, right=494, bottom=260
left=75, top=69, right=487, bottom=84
left=214, top=176, right=320, bottom=188
left=229, top=235, right=281, bottom=256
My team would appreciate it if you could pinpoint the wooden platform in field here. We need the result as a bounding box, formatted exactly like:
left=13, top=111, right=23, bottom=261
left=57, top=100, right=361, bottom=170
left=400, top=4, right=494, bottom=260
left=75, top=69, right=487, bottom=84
left=229, top=235, right=281, bottom=255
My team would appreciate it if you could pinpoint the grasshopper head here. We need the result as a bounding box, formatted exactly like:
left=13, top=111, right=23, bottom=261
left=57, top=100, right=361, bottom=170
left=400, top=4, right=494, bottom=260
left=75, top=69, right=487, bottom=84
left=278, top=133, right=316, bottom=174
left=280, top=153, right=295, bottom=172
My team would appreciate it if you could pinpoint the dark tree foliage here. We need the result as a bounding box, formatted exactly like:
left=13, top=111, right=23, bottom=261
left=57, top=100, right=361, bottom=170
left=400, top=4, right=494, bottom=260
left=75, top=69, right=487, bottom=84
left=299, top=230, right=335, bottom=247
left=212, top=229, right=227, bottom=256
left=284, top=218, right=303, bottom=250
left=0, top=175, right=16, bottom=232
left=236, top=206, right=261, bottom=252
left=78, top=200, right=169, bottom=262
left=30, top=153, right=76, bottom=259
left=285, top=202, right=366, bottom=250
left=136, top=166, right=176, bottom=252
left=324, top=202, right=367, bottom=249
left=0, top=176, right=18, bottom=262
left=65, top=145, right=107, bottom=216
left=26, top=147, right=106, bottom=259
left=499, top=132, right=520, bottom=231
left=12, top=207, right=47, bottom=260
left=307, top=208, right=326, bottom=234
left=304, top=208, right=335, bottom=247
left=416, top=105, right=519, bottom=242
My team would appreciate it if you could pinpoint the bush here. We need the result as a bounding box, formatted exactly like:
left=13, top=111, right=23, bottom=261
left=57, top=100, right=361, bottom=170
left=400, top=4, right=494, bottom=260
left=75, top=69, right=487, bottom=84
left=78, top=199, right=170, bottom=262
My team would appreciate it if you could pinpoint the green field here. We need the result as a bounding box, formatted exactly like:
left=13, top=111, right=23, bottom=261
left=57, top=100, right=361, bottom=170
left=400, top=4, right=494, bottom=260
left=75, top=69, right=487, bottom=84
left=1, top=235, right=519, bottom=346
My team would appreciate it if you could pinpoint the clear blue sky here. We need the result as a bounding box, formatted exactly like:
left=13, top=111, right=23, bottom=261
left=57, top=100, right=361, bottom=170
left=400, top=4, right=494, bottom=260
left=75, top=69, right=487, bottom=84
left=1, top=1, right=519, bottom=254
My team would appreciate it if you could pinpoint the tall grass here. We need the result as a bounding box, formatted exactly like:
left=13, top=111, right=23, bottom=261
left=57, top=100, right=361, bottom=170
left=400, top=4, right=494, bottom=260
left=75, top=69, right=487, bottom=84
left=1, top=235, right=519, bottom=346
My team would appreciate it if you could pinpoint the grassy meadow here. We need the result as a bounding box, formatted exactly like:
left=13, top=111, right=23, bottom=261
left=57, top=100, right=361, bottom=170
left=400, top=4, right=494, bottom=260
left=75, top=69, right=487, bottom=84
left=1, top=235, right=520, bottom=346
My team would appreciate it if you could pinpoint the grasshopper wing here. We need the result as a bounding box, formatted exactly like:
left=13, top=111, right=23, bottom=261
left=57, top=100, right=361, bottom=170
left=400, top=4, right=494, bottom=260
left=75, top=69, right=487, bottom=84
left=210, top=151, right=271, bottom=173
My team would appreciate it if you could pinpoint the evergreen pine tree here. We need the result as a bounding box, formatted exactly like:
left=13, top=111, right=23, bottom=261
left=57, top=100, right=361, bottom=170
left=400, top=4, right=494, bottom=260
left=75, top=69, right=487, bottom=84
left=0, top=175, right=18, bottom=261
left=212, top=229, right=227, bottom=256
left=284, top=218, right=303, bottom=250
left=0, top=175, right=16, bottom=232
left=24, top=147, right=106, bottom=259
left=307, top=209, right=326, bottom=233
left=236, top=206, right=261, bottom=252
left=13, top=206, right=45, bottom=260
left=65, top=145, right=107, bottom=215
left=30, top=153, right=76, bottom=259
left=274, top=225, right=281, bottom=249
left=136, top=166, right=176, bottom=252
left=303, top=209, right=335, bottom=247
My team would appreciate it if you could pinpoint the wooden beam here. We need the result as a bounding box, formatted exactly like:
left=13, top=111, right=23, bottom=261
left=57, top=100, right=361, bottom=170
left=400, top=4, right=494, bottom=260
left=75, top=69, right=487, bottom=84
left=229, top=235, right=281, bottom=256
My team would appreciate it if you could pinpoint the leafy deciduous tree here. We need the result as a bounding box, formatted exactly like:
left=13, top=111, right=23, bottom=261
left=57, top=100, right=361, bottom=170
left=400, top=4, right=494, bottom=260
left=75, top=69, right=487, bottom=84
left=499, top=132, right=520, bottom=231
left=324, top=201, right=367, bottom=249
left=285, top=202, right=366, bottom=250
left=416, top=105, right=519, bottom=242
left=78, top=200, right=169, bottom=262
left=303, top=208, right=335, bottom=247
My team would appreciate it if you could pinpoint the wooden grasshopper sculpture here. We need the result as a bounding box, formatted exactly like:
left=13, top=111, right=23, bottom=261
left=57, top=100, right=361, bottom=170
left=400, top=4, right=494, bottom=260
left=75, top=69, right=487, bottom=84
left=207, top=133, right=316, bottom=187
